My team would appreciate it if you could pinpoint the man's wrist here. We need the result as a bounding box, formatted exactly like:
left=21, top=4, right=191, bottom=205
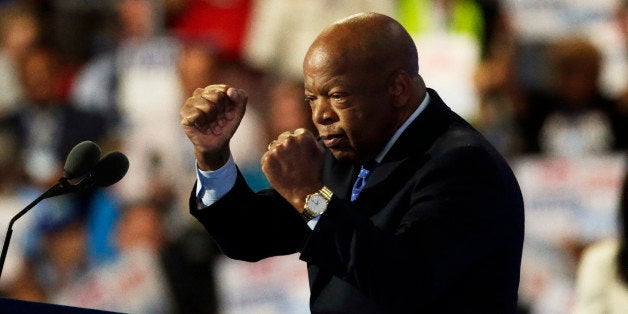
left=196, top=147, right=231, bottom=171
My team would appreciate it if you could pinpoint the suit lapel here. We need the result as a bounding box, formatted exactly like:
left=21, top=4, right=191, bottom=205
left=364, top=89, right=452, bottom=190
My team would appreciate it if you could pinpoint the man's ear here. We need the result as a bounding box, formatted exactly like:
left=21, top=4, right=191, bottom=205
left=389, top=70, right=412, bottom=107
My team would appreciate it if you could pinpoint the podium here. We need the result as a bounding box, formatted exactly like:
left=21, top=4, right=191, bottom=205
left=0, top=298, right=122, bottom=313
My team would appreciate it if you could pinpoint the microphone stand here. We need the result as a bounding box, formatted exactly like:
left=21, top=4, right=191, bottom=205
left=0, top=177, right=79, bottom=280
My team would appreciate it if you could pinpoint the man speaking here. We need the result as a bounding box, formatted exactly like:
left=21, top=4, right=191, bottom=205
left=180, top=12, right=524, bottom=313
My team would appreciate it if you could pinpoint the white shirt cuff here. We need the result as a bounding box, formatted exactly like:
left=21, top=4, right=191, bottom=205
left=307, top=216, right=321, bottom=229
left=195, top=154, right=237, bottom=208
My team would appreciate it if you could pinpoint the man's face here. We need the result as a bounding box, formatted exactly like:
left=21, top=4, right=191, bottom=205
left=303, top=46, right=397, bottom=163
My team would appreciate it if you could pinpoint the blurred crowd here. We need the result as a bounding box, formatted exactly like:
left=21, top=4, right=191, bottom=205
left=0, top=0, right=625, bottom=313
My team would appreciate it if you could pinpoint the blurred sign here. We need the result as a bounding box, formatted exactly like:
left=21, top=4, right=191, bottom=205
left=513, top=154, right=625, bottom=313
left=504, top=0, right=621, bottom=41
left=215, top=254, right=310, bottom=314
left=514, top=155, right=625, bottom=243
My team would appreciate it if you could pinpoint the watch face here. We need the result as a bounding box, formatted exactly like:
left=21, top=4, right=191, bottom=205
left=306, top=194, right=327, bottom=214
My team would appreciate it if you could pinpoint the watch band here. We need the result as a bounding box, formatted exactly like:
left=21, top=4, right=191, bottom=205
left=317, top=186, right=333, bottom=200
left=301, top=208, right=318, bottom=222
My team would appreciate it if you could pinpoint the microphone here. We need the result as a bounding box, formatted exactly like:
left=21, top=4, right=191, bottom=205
left=0, top=142, right=129, bottom=279
left=93, top=152, right=129, bottom=187
left=37, top=141, right=102, bottom=199
left=63, top=141, right=102, bottom=180
left=76, top=151, right=129, bottom=190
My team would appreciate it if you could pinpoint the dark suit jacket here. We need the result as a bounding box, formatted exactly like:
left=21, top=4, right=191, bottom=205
left=190, top=89, right=525, bottom=313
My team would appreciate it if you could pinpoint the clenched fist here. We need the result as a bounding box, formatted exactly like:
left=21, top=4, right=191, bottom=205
left=180, top=84, right=247, bottom=170
left=262, top=128, right=326, bottom=211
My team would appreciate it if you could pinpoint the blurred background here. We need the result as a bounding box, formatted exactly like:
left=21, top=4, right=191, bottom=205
left=0, top=0, right=625, bottom=313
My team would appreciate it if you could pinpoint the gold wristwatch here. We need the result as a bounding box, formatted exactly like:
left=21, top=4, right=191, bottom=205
left=301, top=186, right=333, bottom=222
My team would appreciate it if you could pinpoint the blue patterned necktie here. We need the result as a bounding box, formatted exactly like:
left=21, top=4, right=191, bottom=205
left=351, top=164, right=374, bottom=202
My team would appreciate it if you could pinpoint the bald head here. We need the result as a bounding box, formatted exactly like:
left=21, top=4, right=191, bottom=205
left=305, top=12, right=419, bottom=77
left=302, top=13, right=425, bottom=163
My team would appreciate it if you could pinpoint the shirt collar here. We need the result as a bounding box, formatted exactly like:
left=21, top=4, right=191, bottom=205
left=374, top=92, right=430, bottom=164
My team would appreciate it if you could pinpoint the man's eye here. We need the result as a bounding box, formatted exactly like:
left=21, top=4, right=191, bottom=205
left=330, top=93, right=346, bottom=101
left=304, top=96, right=315, bottom=104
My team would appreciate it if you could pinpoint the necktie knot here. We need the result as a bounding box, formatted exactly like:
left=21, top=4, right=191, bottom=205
left=357, top=168, right=371, bottom=179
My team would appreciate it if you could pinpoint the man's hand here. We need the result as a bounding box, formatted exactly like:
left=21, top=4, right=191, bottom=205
left=262, top=128, right=326, bottom=211
left=180, top=84, right=247, bottom=170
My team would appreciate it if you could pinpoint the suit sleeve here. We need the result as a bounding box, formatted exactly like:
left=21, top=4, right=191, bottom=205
left=299, top=145, right=524, bottom=309
left=190, top=170, right=311, bottom=262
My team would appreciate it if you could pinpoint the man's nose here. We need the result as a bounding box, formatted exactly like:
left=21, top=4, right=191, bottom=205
left=311, top=98, right=337, bottom=125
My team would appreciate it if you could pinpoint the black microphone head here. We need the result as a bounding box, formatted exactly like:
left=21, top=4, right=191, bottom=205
left=63, top=141, right=102, bottom=179
left=92, top=151, right=129, bottom=187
